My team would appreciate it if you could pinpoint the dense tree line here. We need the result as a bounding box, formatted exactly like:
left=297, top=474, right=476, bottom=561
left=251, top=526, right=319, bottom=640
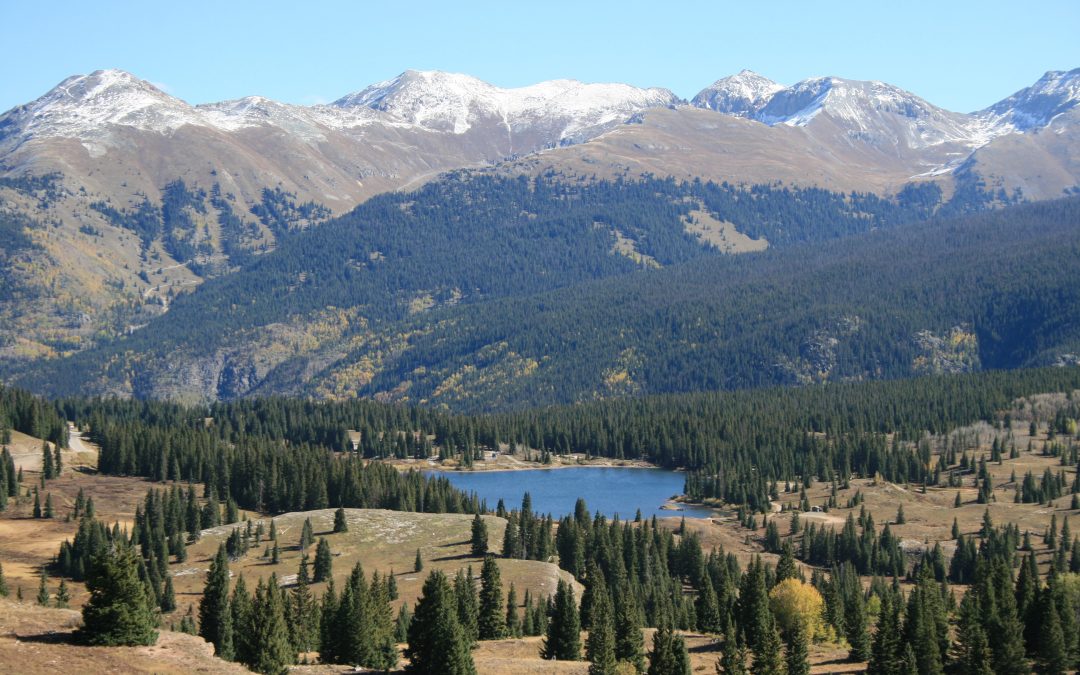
left=15, top=362, right=1070, bottom=516
left=0, top=384, right=68, bottom=447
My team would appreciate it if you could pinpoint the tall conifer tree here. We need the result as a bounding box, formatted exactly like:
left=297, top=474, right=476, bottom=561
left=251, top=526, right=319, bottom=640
left=478, top=555, right=506, bottom=639
left=198, top=544, right=234, bottom=659
left=406, top=570, right=476, bottom=675
left=81, top=542, right=159, bottom=646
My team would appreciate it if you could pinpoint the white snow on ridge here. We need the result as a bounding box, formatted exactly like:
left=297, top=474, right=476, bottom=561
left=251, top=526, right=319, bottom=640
left=333, top=69, right=679, bottom=137
left=0, top=68, right=679, bottom=154
left=0, top=69, right=210, bottom=154
left=975, top=68, right=1080, bottom=133
left=696, top=73, right=1027, bottom=150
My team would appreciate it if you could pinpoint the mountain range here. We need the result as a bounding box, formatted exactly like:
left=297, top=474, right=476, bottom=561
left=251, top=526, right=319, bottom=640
left=1, top=66, right=1079, bottom=406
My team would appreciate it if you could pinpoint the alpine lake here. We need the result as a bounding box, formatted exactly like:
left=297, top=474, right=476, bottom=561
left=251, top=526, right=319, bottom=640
left=432, top=466, right=716, bottom=520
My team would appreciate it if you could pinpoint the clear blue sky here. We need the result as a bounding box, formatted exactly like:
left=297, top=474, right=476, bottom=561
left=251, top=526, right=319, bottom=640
left=3, top=0, right=1078, bottom=114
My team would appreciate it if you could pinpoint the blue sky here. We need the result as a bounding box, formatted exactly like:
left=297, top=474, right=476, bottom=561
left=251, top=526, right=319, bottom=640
left=3, top=0, right=1078, bottom=114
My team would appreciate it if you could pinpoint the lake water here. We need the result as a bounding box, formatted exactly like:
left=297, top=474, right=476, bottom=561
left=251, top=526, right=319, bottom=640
left=434, top=467, right=715, bottom=520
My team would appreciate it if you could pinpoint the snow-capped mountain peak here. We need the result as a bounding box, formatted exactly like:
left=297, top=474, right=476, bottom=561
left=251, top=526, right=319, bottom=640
left=977, top=68, right=1080, bottom=132
left=334, top=69, right=679, bottom=137
left=0, top=69, right=211, bottom=156
left=692, top=72, right=995, bottom=149
left=691, top=70, right=784, bottom=117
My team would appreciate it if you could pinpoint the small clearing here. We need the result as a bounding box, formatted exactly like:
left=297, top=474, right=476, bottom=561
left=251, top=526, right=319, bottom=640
left=682, top=207, right=768, bottom=254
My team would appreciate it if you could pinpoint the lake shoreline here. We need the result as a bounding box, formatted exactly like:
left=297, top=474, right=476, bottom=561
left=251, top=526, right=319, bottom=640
left=385, top=454, right=662, bottom=474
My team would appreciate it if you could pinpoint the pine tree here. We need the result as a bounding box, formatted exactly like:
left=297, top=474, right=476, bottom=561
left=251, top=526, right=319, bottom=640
left=985, top=561, right=1029, bottom=675
left=471, top=513, right=488, bottom=556
left=0, top=561, right=8, bottom=597
left=318, top=581, right=339, bottom=662
left=751, top=621, right=785, bottom=675
left=845, top=584, right=871, bottom=662
left=250, top=575, right=294, bottom=675
left=231, top=575, right=254, bottom=666
left=388, top=570, right=399, bottom=600
left=614, top=579, right=646, bottom=673
left=299, top=517, right=314, bottom=551
left=903, top=565, right=947, bottom=675
left=646, top=623, right=690, bottom=675
left=786, top=622, right=810, bottom=675
left=198, top=544, right=234, bottom=659
left=406, top=570, right=476, bottom=675
left=36, top=570, right=49, bottom=606
left=586, top=576, right=617, bottom=675
left=775, top=541, right=798, bottom=583
left=333, top=506, right=348, bottom=533
left=522, top=591, right=536, bottom=636
left=869, top=591, right=902, bottom=674
left=289, top=553, right=317, bottom=653
left=1037, top=587, right=1068, bottom=675
left=161, top=575, right=176, bottom=612
left=42, top=442, right=54, bottom=480
left=542, top=579, right=581, bottom=660
left=32, top=488, right=40, bottom=518
left=80, top=542, right=159, bottom=646
left=44, top=493, right=53, bottom=518
left=478, top=555, right=506, bottom=639
left=717, top=634, right=748, bottom=675
left=454, top=567, right=480, bottom=645
left=313, top=537, right=332, bottom=583
left=955, top=591, right=993, bottom=675
left=737, top=556, right=771, bottom=653
left=52, top=577, right=69, bottom=608
left=331, top=563, right=373, bottom=666
left=506, top=583, right=522, bottom=637
left=415, top=548, right=423, bottom=572
left=696, top=574, right=723, bottom=633
left=395, top=602, right=412, bottom=643
left=368, top=571, right=399, bottom=672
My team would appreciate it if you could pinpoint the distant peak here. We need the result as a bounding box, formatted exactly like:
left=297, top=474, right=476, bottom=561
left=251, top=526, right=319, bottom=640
left=978, top=66, right=1080, bottom=130
left=691, top=70, right=784, bottom=116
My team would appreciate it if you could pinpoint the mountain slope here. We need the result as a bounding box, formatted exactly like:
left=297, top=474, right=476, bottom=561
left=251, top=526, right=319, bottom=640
left=18, top=176, right=1078, bottom=409
left=0, top=69, right=678, bottom=360
left=1, top=67, right=1078, bottom=381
